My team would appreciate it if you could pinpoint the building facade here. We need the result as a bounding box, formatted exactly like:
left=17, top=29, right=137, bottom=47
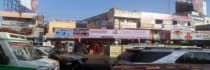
left=46, top=20, right=76, bottom=37
left=0, top=11, right=45, bottom=44
left=84, top=8, right=192, bottom=31
left=176, top=0, right=207, bottom=16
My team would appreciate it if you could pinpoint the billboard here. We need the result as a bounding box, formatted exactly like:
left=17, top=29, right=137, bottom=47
left=88, top=29, right=151, bottom=39
left=20, top=0, right=38, bottom=13
left=176, top=0, right=194, bottom=14
left=171, top=30, right=210, bottom=40
left=54, top=29, right=74, bottom=38
left=176, top=0, right=206, bottom=16
left=192, top=0, right=205, bottom=15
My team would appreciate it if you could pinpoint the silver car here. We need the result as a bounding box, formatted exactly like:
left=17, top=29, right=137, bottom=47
left=116, top=47, right=210, bottom=65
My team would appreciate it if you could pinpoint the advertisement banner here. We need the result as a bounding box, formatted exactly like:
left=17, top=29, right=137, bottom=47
left=171, top=30, right=192, bottom=40
left=88, top=29, right=114, bottom=38
left=192, top=0, right=204, bottom=15
left=20, top=0, right=38, bottom=13
left=192, top=31, right=210, bottom=40
left=171, top=30, right=210, bottom=40
left=115, top=30, right=151, bottom=39
left=88, top=29, right=151, bottom=39
left=54, top=29, right=74, bottom=38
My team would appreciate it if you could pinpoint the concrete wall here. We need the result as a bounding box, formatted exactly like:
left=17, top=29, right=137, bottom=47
left=48, top=21, right=76, bottom=35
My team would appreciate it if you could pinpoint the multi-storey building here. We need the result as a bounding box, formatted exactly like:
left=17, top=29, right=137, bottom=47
left=0, top=11, right=44, bottom=44
left=84, top=8, right=192, bottom=31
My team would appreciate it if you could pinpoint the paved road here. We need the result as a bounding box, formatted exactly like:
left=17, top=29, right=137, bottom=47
left=84, top=54, right=110, bottom=70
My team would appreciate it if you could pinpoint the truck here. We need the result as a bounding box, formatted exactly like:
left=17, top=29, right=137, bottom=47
left=0, top=32, right=59, bottom=70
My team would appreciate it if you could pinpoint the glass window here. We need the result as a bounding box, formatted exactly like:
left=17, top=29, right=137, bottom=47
left=176, top=52, right=210, bottom=64
left=155, top=20, right=163, bottom=24
left=0, top=45, right=5, bottom=56
left=119, top=50, right=171, bottom=62
left=173, top=21, right=177, bottom=25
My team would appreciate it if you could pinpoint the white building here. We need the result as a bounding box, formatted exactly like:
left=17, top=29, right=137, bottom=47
left=84, top=8, right=192, bottom=31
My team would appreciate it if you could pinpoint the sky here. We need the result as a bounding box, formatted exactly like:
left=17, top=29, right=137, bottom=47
left=0, top=0, right=209, bottom=20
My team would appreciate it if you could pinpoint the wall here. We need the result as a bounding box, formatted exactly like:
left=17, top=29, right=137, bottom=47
left=113, top=8, right=141, bottom=18
left=0, top=11, right=36, bottom=19
left=48, top=21, right=76, bottom=35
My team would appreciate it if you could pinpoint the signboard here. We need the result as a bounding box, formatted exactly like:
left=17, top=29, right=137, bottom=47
left=171, top=30, right=192, bottom=40
left=20, top=0, right=38, bottom=13
left=192, top=0, right=205, bottom=15
left=89, top=29, right=151, bottom=39
left=88, top=29, right=114, bottom=38
left=192, top=31, right=210, bottom=40
left=171, top=30, right=210, bottom=40
left=55, top=29, right=73, bottom=38
left=173, top=15, right=191, bottom=22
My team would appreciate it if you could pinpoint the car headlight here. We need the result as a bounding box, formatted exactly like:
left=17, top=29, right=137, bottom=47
left=38, top=66, right=50, bottom=70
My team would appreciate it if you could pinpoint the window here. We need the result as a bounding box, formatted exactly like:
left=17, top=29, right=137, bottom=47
left=119, top=50, right=171, bottom=62
left=173, top=21, right=177, bottom=25
left=155, top=20, right=163, bottom=24
left=176, top=52, right=210, bottom=64
left=187, top=22, right=191, bottom=26
left=0, top=45, right=5, bottom=56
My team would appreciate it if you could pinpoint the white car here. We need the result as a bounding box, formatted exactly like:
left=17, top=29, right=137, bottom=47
left=0, top=32, right=59, bottom=70
left=34, top=46, right=53, bottom=58
left=113, top=47, right=210, bottom=70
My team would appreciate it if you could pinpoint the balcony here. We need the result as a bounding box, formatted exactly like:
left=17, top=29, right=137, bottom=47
left=1, top=21, right=34, bottom=26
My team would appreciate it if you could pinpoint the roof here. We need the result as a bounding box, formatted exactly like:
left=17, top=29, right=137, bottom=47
left=0, top=32, right=26, bottom=40
left=0, top=11, right=37, bottom=19
left=127, top=47, right=210, bottom=52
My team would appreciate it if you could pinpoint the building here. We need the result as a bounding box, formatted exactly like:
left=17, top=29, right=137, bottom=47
left=83, top=8, right=192, bottom=31
left=46, top=20, right=76, bottom=38
left=176, top=0, right=207, bottom=16
left=0, top=11, right=44, bottom=44
left=175, top=0, right=207, bottom=26
left=196, top=17, right=210, bottom=30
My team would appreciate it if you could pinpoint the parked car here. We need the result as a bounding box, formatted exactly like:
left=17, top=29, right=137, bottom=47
left=34, top=45, right=88, bottom=70
left=0, top=32, right=59, bottom=70
left=33, top=46, right=53, bottom=58
left=112, top=47, right=210, bottom=70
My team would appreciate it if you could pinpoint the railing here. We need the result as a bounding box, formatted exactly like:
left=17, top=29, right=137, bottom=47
left=1, top=21, right=33, bottom=26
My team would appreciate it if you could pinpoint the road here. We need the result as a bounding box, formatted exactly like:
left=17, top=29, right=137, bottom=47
left=83, top=54, right=110, bottom=70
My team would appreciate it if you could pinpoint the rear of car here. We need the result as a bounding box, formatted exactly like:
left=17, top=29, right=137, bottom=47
left=112, top=48, right=210, bottom=70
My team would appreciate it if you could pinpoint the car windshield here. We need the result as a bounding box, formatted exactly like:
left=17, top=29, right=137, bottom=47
left=10, top=42, right=42, bottom=61
left=119, top=50, right=171, bottom=63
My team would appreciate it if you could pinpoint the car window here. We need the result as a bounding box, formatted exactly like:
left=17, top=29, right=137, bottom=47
left=176, top=52, right=210, bottom=64
left=119, top=50, right=171, bottom=62
left=0, top=45, right=5, bottom=56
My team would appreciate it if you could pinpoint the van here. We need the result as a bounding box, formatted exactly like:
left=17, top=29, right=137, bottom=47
left=0, top=32, right=59, bottom=70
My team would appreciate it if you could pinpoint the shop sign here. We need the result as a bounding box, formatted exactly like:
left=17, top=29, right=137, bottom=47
left=173, top=15, right=191, bottom=21
left=171, top=31, right=210, bottom=40
left=54, top=29, right=74, bottom=38
left=88, top=29, right=114, bottom=38
left=115, top=30, right=151, bottom=39
left=171, top=30, right=192, bottom=40
left=192, top=31, right=210, bottom=40
left=88, top=29, right=151, bottom=39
